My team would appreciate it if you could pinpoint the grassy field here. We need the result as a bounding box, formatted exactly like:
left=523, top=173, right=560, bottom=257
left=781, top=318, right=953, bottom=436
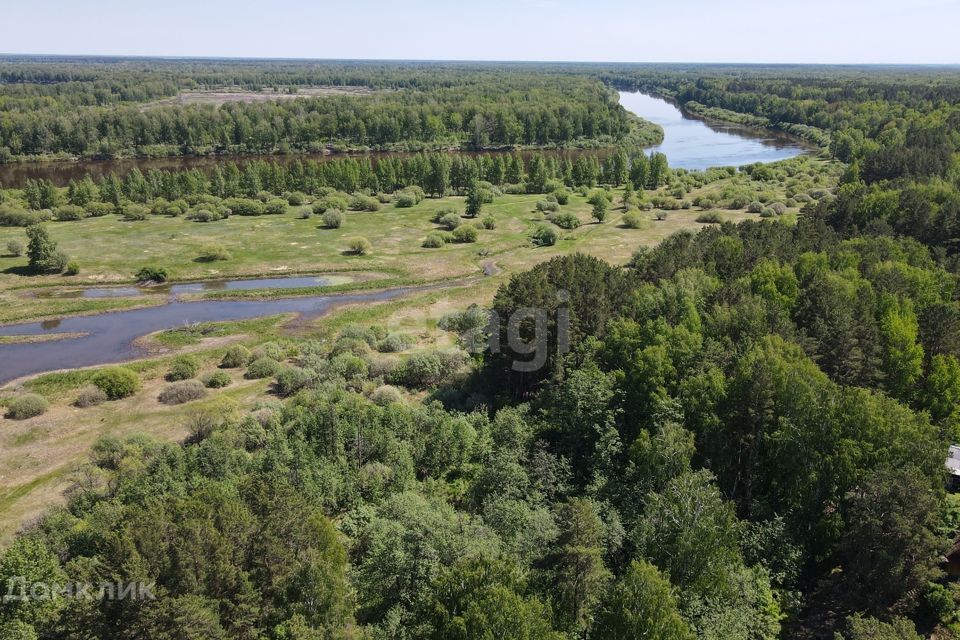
left=0, top=164, right=828, bottom=543
left=0, top=188, right=757, bottom=323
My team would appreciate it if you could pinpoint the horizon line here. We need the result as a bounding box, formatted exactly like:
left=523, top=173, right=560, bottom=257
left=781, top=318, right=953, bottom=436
left=0, top=53, right=958, bottom=67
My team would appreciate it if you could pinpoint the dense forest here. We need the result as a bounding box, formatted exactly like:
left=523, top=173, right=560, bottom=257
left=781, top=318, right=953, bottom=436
left=0, top=60, right=662, bottom=160
left=2, top=220, right=958, bottom=639
left=2, top=60, right=960, bottom=639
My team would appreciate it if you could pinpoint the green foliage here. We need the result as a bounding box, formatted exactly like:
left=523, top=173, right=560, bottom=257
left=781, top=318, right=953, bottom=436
left=696, top=211, right=723, bottom=223
left=203, top=371, right=232, bottom=388
left=622, top=210, right=649, bottom=229
left=370, top=385, right=403, bottom=406
left=219, top=345, right=251, bottom=368
left=422, top=232, right=447, bottom=248
left=197, top=244, right=231, bottom=262
left=135, top=266, right=168, bottom=283
left=437, top=212, right=461, bottom=230
left=838, top=614, right=921, bottom=640
left=25, top=224, right=67, bottom=274
left=347, top=237, right=372, bottom=255
left=246, top=356, right=281, bottom=379
left=451, top=224, right=478, bottom=243
left=91, top=366, right=141, bottom=399
left=594, top=560, right=695, bottom=640
left=549, top=211, right=581, bottom=229
left=321, top=209, right=343, bottom=229
left=167, top=355, right=200, bottom=381
left=465, top=180, right=484, bottom=217
left=391, top=349, right=467, bottom=389
left=5, top=239, right=24, bottom=256
left=4, top=394, right=49, bottom=420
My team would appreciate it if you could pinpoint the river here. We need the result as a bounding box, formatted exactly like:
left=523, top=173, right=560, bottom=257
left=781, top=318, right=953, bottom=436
left=618, top=91, right=808, bottom=170
left=0, top=288, right=415, bottom=385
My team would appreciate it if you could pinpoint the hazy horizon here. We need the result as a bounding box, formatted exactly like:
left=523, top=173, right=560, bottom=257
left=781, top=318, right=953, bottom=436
left=4, top=0, right=958, bottom=65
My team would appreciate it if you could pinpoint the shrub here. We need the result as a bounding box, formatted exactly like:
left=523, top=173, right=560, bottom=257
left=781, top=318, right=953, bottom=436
left=220, top=345, right=251, bottom=368
left=377, top=192, right=393, bottom=203
left=378, top=332, right=416, bottom=353
left=696, top=211, right=724, bottom=223
left=480, top=215, right=496, bottom=229
left=187, top=208, right=220, bottom=222
left=286, top=191, right=307, bottom=206
left=395, top=193, right=418, bottom=208
left=313, top=193, right=349, bottom=214
left=536, top=199, right=560, bottom=213
left=167, top=355, right=200, bottom=381
left=253, top=341, right=286, bottom=361
left=92, top=367, right=141, bottom=400
left=622, top=211, right=649, bottom=229
left=348, top=237, right=372, bottom=255
left=224, top=198, right=265, bottom=216
left=438, top=212, right=461, bottom=230
left=136, top=266, right=168, bottom=283
left=54, top=205, right=87, bottom=221
left=654, top=210, right=669, bottom=221
left=64, top=261, right=80, bottom=276
left=329, top=353, right=369, bottom=380
left=264, top=199, right=288, bottom=215
left=322, top=209, right=343, bottom=229
left=274, top=366, right=317, bottom=397
left=769, top=201, right=788, bottom=215
left=5, top=394, right=48, bottom=419
left=451, top=225, right=478, bottom=243
left=246, top=357, right=280, bottom=379
left=0, top=206, right=51, bottom=227
left=552, top=188, right=571, bottom=205
left=747, top=201, right=764, bottom=213
left=85, top=202, right=114, bottom=217
left=198, top=244, right=231, bottom=262
left=431, top=206, right=457, bottom=223
left=204, top=371, right=232, bottom=388
left=5, top=240, right=24, bottom=256
left=371, top=385, right=403, bottom=406
left=122, top=204, right=150, bottom=221
left=391, top=350, right=467, bottom=389
left=396, top=187, right=426, bottom=208
left=422, top=232, right=446, bottom=248
left=44, top=250, right=69, bottom=274
left=531, top=224, right=558, bottom=247
left=650, top=196, right=681, bottom=210
left=549, top=212, right=581, bottom=229
left=74, top=385, right=108, bottom=408
left=349, top=194, right=381, bottom=212
left=760, top=207, right=777, bottom=218
left=693, top=196, right=715, bottom=210
left=158, top=380, right=206, bottom=405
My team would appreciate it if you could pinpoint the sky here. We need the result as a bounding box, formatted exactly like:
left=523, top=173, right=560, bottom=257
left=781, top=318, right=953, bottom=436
left=3, top=0, right=959, bottom=64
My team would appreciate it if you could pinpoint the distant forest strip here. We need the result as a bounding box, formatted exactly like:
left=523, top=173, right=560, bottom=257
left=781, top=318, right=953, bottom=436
left=0, top=61, right=663, bottom=160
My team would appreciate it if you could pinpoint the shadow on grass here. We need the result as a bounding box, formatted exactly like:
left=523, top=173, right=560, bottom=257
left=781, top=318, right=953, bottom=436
left=1, top=265, right=34, bottom=276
